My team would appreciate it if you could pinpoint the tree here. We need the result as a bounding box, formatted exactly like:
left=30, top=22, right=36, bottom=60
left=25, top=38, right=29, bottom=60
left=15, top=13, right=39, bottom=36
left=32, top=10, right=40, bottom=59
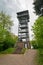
left=32, top=16, right=43, bottom=48
left=0, top=11, right=13, bottom=51
left=3, top=33, right=18, bottom=50
left=0, top=11, right=13, bottom=42
left=33, top=0, right=43, bottom=15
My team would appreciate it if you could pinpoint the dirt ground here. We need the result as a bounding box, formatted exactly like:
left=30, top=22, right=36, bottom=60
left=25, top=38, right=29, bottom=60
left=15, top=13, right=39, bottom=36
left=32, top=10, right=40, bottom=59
left=0, top=49, right=37, bottom=65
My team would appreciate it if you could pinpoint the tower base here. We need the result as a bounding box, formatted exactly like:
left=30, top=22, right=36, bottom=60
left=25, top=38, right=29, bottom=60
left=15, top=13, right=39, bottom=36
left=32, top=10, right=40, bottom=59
left=16, top=41, right=31, bottom=49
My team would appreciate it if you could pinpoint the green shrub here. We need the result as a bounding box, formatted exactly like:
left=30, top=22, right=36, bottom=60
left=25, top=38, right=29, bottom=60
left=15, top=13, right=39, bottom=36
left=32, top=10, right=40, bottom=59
left=0, top=43, right=4, bottom=51
left=21, top=48, right=26, bottom=54
left=38, top=49, right=43, bottom=65
left=0, top=48, right=16, bottom=54
left=32, top=17, right=43, bottom=49
left=30, top=40, right=38, bottom=49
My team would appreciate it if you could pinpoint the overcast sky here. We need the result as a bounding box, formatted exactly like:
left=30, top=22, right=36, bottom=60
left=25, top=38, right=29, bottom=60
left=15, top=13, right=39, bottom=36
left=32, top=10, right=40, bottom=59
left=0, top=0, right=38, bottom=40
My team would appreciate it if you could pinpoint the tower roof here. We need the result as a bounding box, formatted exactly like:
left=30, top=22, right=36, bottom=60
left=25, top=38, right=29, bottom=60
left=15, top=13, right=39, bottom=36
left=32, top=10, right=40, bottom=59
left=17, top=10, right=29, bottom=21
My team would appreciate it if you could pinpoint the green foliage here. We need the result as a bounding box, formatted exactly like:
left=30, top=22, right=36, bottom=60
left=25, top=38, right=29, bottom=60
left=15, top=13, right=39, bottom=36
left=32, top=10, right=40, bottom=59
left=38, top=49, right=43, bottom=65
left=0, top=11, right=13, bottom=30
left=21, top=48, right=27, bottom=54
left=0, top=11, right=18, bottom=52
left=0, top=44, right=4, bottom=51
left=0, top=48, right=16, bottom=54
left=0, top=33, right=18, bottom=51
left=30, top=40, right=38, bottom=49
left=33, top=0, right=43, bottom=15
left=0, top=11, right=13, bottom=51
left=32, top=16, right=43, bottom=48
left=0, top=11, right=13, bottom=43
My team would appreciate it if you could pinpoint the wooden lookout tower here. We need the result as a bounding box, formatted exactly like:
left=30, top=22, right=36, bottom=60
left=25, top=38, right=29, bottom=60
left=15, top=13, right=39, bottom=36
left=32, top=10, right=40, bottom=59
left=17, top=10, right=31, bottom=49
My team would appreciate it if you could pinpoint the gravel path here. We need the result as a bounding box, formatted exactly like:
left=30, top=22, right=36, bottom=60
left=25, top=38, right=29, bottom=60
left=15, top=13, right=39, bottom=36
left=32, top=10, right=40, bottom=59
left=0, top=49, right=37, bottom=65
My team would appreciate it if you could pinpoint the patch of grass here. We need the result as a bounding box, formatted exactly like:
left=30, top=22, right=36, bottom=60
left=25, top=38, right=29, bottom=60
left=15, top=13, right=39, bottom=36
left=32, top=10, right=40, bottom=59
left=36, top=49, right=43, bottom=65
left=0, top=48, right=16, bottom=54
left=21, top=48, right=28, bottom=54
left=32, top=49, right=43, bottom=65
left=39, top=49, right=43, bottom=65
